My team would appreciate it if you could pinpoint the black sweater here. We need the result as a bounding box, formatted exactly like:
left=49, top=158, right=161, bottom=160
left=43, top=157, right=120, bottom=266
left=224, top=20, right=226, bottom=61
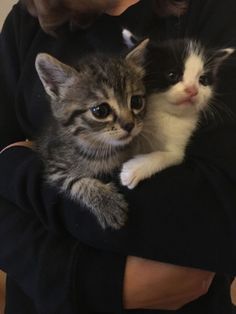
left=0, top=0, right=236, bottom=313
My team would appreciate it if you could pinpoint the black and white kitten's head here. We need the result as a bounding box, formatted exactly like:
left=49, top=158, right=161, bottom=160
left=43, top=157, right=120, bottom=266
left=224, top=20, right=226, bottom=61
left=145, top=39, right=234, bottom=115
left=35, top=39, right=149, bottom=148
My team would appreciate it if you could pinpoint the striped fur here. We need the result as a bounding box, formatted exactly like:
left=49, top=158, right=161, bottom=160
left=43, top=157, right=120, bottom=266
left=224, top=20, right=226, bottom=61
left=35, top=40, right=148, bottom=229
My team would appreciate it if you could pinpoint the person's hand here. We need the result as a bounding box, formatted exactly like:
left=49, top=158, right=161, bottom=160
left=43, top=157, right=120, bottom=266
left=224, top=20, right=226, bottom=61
left=123, top=256, right=215, bottom=310
left=0, top=141, right=34, bottom=154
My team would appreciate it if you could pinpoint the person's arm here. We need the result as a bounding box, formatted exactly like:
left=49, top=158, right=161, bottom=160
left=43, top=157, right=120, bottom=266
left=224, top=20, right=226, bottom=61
left=0, top=5, right=126, bottom=312
left=0, top=196, right=128, bottom=313
left=123, top=257, right=214, bottom=310
left=0, top=193, right=214, bottom=312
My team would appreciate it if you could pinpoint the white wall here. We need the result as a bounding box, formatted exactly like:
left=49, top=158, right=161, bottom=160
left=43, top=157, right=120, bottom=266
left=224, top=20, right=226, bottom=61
left=0, top=0, right=17, bottom=29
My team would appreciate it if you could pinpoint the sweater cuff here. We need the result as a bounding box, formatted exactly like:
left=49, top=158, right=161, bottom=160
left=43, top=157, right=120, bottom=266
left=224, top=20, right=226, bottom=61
left=75, top=244, right=126, bottom=312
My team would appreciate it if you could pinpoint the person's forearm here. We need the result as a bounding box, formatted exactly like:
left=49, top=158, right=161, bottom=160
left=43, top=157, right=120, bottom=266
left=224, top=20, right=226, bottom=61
left=0, top=144, right=236, bottom=278
left=0, top=146, right=96, bottom=235
left=0, top=146, right=216, bottom=311
left=123, top=256, right=215, bottom=310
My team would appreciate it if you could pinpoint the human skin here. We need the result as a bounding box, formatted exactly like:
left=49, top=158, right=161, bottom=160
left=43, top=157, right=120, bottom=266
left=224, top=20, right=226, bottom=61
left=0, top=0, right=215, bottom=310
left=123, top=257, right=214, bottom=310
left=105, top=0, right=140, bottom=15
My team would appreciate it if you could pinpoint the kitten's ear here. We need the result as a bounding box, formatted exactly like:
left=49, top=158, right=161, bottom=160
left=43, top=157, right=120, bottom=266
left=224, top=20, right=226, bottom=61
left=35, top=53, right=78, bottom=99
left=211, top=48, right=235, bottom=73
left=125, top=38, right=149, bottom=65
left=122, top=28, right=139, bottom=49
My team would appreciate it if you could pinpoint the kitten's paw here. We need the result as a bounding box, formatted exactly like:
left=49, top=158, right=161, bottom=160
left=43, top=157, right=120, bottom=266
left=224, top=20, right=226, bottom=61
left=96, top=183, right=128, bottom=230
left=120, top=157, right=148, bottom=189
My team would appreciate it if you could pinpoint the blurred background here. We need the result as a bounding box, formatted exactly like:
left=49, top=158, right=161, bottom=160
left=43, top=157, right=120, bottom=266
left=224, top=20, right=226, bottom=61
left=0, top=0, right=17, bottom=29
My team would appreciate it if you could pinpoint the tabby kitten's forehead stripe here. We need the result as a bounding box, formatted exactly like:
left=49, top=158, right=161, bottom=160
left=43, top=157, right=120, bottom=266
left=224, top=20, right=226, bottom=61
left=77, top=57, right=144, bottom=107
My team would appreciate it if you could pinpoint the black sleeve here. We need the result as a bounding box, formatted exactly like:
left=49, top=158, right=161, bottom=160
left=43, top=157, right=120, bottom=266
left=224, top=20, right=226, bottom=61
left=0, top=4, right=24, bottom=148
left=0, top=4, right=126, bottom=312
left=0, top=196, right=126, bottom=313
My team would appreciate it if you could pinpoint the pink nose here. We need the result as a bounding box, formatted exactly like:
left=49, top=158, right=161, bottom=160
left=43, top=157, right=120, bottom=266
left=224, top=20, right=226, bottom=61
left=185, top=86, right=198, bottom=97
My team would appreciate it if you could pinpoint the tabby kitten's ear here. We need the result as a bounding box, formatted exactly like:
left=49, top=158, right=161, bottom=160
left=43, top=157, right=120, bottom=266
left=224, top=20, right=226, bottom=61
left=125, top=38, right=149, bottom=65
left=35, top=53, right=79, bottom=99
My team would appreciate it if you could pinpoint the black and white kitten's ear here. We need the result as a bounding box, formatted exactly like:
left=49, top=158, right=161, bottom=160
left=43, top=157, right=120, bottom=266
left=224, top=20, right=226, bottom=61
left=211, top=48, right=235, bottom=74
left=35, top=53, right=78, bottom=99
left=125, top=38, right=149, bottom=65
left=122, top=28, right=139, bottom=49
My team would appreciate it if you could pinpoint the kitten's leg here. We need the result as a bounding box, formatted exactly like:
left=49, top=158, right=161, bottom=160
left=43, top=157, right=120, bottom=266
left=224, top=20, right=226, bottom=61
left=120, top=151, right=184, bottom=189
left=60, top=177, right=128, bottom=229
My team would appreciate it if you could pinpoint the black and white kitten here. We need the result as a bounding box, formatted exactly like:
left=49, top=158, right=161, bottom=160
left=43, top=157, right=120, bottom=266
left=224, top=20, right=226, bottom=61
left=121, top=38, right=234, bottom=189
left=35, top=39, right=148, bottom=229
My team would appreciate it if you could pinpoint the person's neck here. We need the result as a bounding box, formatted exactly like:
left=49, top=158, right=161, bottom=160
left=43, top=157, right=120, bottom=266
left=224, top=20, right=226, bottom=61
left=106, top=0, right=140, bottom=16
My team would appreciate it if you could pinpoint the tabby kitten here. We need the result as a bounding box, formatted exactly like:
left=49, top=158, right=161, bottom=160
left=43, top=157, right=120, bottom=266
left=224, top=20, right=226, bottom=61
left=35, top=39, right=148, bottom=229
left=121, top=39, right=234, bottom=189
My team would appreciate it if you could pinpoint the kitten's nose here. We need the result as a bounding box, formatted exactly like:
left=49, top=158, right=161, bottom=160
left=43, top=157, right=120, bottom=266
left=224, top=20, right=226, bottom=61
left=121, top=122, right=135, bottom=133
left=185, top=85, right=198, bottom=97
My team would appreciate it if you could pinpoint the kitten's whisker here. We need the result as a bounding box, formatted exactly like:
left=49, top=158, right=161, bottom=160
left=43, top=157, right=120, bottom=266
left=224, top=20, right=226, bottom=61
left=210, top=99, right=235, bottom=122
left=139, top=131, right=155, bottom=150
left=202, top=95, right=235, bottom=126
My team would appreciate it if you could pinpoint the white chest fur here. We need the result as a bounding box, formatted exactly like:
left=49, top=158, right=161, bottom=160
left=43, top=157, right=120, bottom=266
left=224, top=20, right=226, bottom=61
left=120, top=96, right=200, bottom=189
left=145, top=101, right=199, bottom=153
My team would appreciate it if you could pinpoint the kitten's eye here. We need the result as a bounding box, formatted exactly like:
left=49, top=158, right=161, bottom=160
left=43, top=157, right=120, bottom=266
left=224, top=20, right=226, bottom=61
left=90, top=103, right=111, bottom=119
left=167, top=71, right=181, bottom=84
left=130, top=95, right=145, bottom=112
left=199, top=74, right=211, bottom=86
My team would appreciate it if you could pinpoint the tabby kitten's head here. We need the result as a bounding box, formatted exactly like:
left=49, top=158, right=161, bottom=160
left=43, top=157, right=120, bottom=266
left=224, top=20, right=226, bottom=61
left=36, top=39, right=148, bottom=148
left=145, top=39, right=234, bottom=115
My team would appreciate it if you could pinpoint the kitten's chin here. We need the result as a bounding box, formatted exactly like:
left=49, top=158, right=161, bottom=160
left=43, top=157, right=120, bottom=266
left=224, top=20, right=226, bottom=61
left=172, top=95, right=210, bottom=111
left=162, top=100, right=198, bottom=116
left=176, top=100, right=196, bottom=107
left=174, top=95, right=197, bottom=107
left=176, top=100, right=209, bottom=113
left=169, top=97, right=205, bottom=113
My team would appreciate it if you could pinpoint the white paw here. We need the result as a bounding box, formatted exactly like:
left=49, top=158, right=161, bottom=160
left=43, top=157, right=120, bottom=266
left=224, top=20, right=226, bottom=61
left=120, top=157, right=148, bottom=189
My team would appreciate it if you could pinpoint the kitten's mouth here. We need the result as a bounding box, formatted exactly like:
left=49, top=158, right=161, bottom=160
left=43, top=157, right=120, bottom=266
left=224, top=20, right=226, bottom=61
left=118, top=130, right=140, bottom=145
left=176, top=97, right=196, bottom=106
left=119, top=127, right=142, bottom=142
left=109, top=127, right=142, bottom=146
